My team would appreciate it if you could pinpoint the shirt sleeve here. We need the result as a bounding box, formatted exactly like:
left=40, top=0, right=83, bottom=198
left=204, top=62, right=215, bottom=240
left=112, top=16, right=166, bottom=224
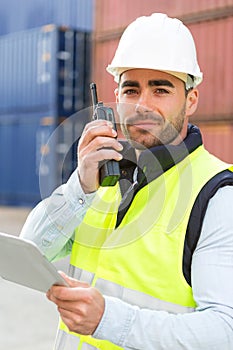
left=20, top=170, right=96, bottom=262
left=93, top=186, right=233, bottom=349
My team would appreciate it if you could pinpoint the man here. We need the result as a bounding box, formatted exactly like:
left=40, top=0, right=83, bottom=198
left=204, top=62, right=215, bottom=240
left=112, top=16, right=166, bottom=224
left=21, top=13, right=233, bottom=349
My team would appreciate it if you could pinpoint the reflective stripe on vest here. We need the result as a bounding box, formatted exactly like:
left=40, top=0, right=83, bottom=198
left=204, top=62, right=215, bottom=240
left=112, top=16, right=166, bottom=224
left=54, top=329, right=99, bottom=350
left=54, top=329, right=80, bottom=350
left=56, top=326, right=121, bottom=350
left=81, top=343, right=98, bottom=350
left=69, top=266, right=194, bottom=314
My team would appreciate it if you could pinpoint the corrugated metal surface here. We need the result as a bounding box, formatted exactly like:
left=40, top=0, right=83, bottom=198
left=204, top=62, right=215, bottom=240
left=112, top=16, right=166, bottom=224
left=0, top=25, right=91, bottom=115
left=0, top=24, right=92, bottom=206
left=93, top=1, right=233, bottom=165
left=94, top=39, right=118, bottom=103
left=0, top=0, right=94, bottom=35
left=93, top=4, right=233, bottom=119
left=0, top=109, right=90, bottom=206
left=95, top=0, right=233, bottom=33
left=0, top=112, right=56, bottom=206
left=189, top=16, right=233, bottom=122
left=0, top=26, right=57, bottom=113
left=197, top=122, right=233, bottom=163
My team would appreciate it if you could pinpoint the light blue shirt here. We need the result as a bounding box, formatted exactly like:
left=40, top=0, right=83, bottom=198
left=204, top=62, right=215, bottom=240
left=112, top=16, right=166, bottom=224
left=21, top=170, right=233, bottom=349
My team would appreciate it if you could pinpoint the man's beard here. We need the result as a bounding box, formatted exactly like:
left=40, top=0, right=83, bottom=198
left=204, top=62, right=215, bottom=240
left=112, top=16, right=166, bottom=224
left=120, top=103, right=186, bottom=150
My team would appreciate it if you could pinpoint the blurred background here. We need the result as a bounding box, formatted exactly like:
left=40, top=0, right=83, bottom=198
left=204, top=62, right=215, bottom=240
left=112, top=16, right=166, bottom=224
left=0, top=0, right=232, bottom=207
left=0, top=0, right=232, bottom=349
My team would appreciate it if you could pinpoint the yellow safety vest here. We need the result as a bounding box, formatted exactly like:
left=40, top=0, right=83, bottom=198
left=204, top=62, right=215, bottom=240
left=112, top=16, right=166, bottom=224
left=55, top=145, right=231, bottom=350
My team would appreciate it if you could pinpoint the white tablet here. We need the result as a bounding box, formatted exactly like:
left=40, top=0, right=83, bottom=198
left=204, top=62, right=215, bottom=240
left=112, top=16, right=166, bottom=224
left=0, top=231, right=69, bottom=293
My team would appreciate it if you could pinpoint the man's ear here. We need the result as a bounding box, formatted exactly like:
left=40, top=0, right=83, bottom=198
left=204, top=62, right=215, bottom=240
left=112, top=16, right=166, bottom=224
left=114, top=88, right=119, bottom=102
left=186, top=89, right=199, bottom=117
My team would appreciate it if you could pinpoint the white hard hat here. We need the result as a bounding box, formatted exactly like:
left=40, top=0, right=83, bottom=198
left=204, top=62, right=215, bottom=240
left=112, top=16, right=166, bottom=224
left=106, top=13, right=203, bottom=88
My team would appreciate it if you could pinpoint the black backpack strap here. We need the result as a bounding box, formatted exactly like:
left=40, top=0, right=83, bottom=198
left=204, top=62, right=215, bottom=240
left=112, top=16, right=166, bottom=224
left=183, top=169, right=233, bottom=286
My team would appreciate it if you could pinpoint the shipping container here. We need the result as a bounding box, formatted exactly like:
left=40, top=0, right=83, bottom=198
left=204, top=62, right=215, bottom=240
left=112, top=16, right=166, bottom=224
left=189, top=16, right=233, bottom=122
left=0, top=0, right=94, bottom=35
left=92, top=1, right=233, bottom=164
left=0, top=108, right=90, bottom=206
left=94, top=0, right=233, bottom=33
left=0, top=25, right=91, bottom=115
left=0, top=112, right=56, bottom=206
left=73, top=31, right=92, bottom=110
left=93, top=2, right=233, bottom=118
left=0, top=23, right=92, bottom=206
left=197, top=122, right=233, bottom=163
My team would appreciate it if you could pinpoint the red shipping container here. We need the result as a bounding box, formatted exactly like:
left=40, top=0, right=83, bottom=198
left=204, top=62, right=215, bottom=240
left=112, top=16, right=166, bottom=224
left=94, top=0, right=233, bottom=33
left=93, top=1, right=233, bottom=116
left=189, top=16, right=233, bottom=122
left=92, top=1, right=233, bottom=156
left=197, top=122, right=233, bottom=163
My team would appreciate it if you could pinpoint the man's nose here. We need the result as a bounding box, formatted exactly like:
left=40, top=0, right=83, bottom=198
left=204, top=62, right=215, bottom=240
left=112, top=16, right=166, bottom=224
left=135, top=92, right=153, bottom=114
left=135, top=103, right=151, bottom=114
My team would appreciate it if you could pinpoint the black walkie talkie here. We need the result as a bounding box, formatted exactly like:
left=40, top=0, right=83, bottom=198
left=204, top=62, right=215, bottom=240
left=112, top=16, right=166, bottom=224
left=90, top=82, right=121, bottom=187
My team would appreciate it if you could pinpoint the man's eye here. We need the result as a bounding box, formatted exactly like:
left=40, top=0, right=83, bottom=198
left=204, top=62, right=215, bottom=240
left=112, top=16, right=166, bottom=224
left=155, top=88, right=169, bottom=94
left=123, top=89, right=137, bottom=95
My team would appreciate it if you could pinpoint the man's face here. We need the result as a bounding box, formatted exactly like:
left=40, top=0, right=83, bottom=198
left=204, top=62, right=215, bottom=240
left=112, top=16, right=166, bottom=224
left=115, top=69, right=197, bottom=149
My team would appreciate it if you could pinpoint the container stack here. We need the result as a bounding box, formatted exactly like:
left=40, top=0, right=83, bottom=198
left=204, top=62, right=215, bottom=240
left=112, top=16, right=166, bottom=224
left=93, top=0, right=233, bottom=164
left=0, top=25, right=92, bottom=206
left=0, top=0, right=94, bottom=35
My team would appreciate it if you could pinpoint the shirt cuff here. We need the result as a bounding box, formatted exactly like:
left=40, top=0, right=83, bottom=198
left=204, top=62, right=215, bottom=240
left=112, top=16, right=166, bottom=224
left=63, top=170, right=96, bottom=210
left=93, top=296, right=136, bottom=347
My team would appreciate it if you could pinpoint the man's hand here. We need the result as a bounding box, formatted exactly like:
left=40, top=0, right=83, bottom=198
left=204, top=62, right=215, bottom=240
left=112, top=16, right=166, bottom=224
left=77, top=120, right=123, bottom=193
left=47, top=272, right=105, bottom=335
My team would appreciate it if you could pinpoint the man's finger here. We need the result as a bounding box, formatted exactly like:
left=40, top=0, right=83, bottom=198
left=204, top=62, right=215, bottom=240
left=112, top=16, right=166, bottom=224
left=58, top=271, right=90, bottom=288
